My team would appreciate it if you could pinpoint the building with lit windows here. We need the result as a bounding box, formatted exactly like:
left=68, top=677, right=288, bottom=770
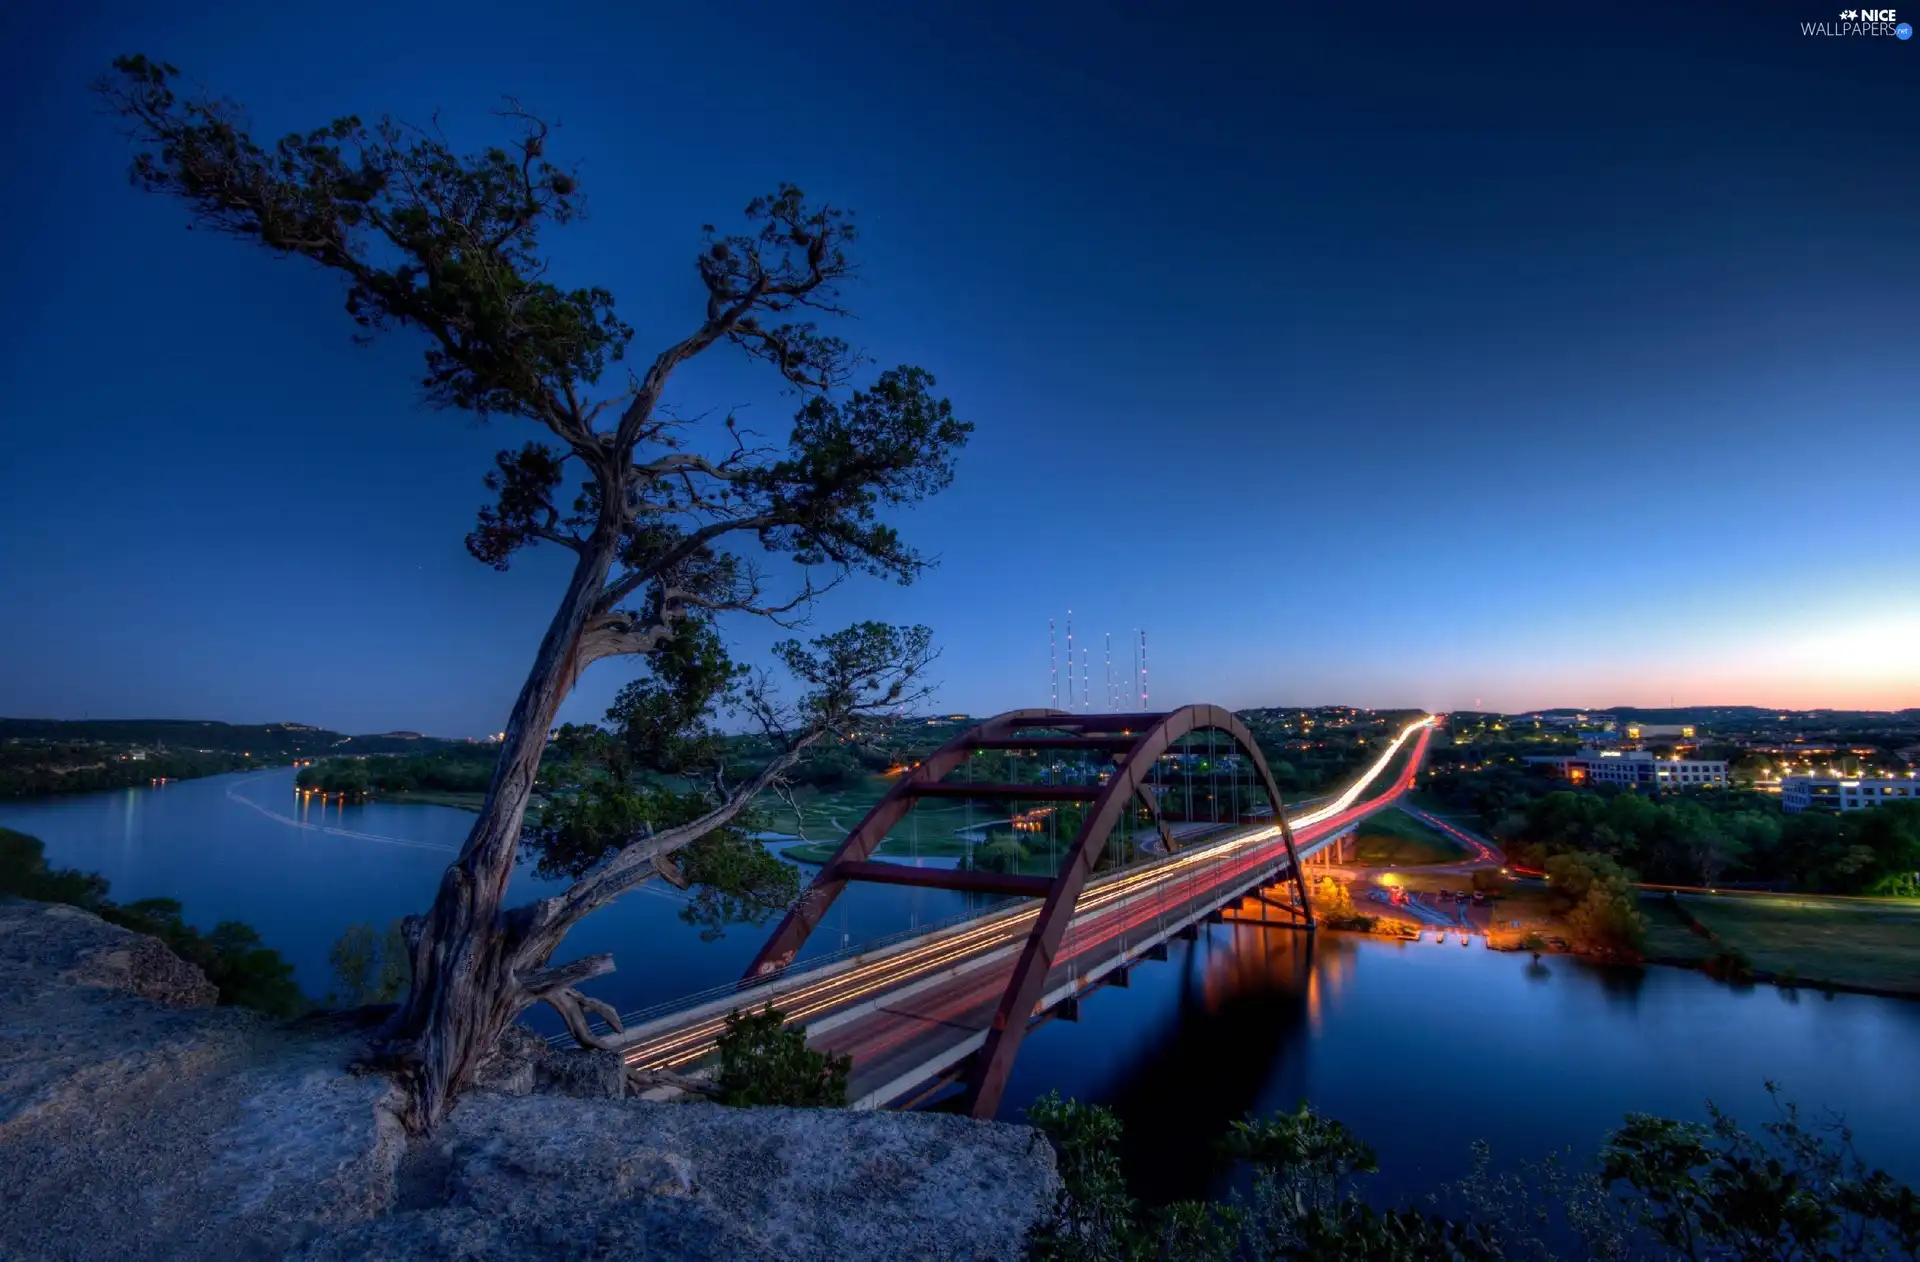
left=1524, top=748, right=1727, bottom=789
left=1624, top=723, right=1695, bottom=742
left=1781, top=775, right=1920, bottom=813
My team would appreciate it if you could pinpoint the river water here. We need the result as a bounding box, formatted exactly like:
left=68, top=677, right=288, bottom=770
left=4, top=768, right=1917, bottom=1201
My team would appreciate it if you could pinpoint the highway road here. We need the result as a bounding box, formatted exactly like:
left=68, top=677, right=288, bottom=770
left=616, top=718, right=1438, bottom=1107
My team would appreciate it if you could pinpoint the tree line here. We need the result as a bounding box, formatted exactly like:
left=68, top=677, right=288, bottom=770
left=0, top=741, right=261, bottom=797
left=295, top=747, right=501, bottom=798
left=1426, top=765, right=1920, bottom=897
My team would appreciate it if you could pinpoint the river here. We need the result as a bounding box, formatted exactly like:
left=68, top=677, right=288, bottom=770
left=4, top=768, right=1917, bottom=1201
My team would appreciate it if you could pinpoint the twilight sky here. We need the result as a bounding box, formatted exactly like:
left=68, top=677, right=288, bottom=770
left=2, top=0, right=1917, bottom=735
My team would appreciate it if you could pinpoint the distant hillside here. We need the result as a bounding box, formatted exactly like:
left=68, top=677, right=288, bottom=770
left=1501, top=706, right=1920, bottom=723
left=0, top=718, right=458, bottom=759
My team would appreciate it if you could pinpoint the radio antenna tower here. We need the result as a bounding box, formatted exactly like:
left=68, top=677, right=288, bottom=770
left=1104, top=633, right=1114, bottom=712
left=1081, top=648, right=1090, bottom=713
left=1049, top=618, right=1058, bottom=710
left=1065, top=609, right=1075, bottom=711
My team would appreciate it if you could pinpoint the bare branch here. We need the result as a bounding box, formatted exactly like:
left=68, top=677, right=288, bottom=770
left=549, top=734, right=828, bottom=922
left=519, top=952, right=614, bottom=998
left=543, top=986, right=624, bottom=1051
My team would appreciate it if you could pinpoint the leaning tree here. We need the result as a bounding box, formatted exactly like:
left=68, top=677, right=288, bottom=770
left=98, top=56, right=972, bottom=1132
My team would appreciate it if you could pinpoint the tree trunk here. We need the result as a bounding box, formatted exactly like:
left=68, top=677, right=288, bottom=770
left=383, top=529, right=618, bottom=1134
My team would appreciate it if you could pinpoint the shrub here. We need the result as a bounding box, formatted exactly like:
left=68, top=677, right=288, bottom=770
left=1704, top=944, right=1755, bottom=983
left=1024, top=1088, right=1920, bottom=1261
left=713, top=1005, right=850, bottom=1107
left=327, top=920, right=410, bottom=1006
left=1545, top=852, right=1647, bottom=956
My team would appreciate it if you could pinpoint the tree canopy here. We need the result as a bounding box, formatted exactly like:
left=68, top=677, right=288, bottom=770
left=98, top=54, right=974, bottom=1130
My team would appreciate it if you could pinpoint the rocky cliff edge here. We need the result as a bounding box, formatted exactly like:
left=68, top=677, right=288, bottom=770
left=0, top=897, right=1058, bottom=1260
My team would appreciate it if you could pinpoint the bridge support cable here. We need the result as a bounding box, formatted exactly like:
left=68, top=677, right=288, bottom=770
left=963, top=704, right=1315, bottom=1118
left=740, top=705, right=1321, bottom=1120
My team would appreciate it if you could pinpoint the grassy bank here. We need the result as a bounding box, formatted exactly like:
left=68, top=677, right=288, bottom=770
left=1349, top=807, right=1466, bottom=866
left=1648, top=893, right=1920, bottom=997
left=785, top=834, right=976, bottom=864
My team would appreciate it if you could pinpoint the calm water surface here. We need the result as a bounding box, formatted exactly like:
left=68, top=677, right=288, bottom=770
left=4, top=769, right=1916, bottom=1198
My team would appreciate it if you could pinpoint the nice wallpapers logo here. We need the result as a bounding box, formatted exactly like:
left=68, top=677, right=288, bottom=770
left=1803, top=8, right=1913, bottom=35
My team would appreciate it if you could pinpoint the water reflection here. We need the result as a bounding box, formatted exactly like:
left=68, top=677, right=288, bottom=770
left=1000, top=925, right=1920, bottom=1203
left=1593, top=962, right=1647, bottom=1007
left=1102, top=927, right=1317, bottom=1204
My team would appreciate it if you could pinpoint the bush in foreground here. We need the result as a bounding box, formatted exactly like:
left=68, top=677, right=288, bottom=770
left=1025, top=1084, right=1920, bottom=1260
left=713, top=1005, right=851, bottom=1107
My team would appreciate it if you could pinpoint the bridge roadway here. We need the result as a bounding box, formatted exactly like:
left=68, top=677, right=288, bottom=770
left=613, top=718, right=1437, bottom=1109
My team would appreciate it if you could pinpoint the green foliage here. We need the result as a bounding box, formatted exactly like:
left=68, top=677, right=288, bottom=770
left=1544, top=851, right=1648, bottom=955
left=0, top=720, right=457, bottom=799
left=1436, top=766, right=1920, bottom=899
left=1601, top=1086, right=1920, bottom=1260
left=673, top=825, right=801, bottom=940
left=1313, top=877, right=1365, bottom=927
left=327, top=920, right=410, bottom=1006
left=1024, top=1088, right=1920, bottom=1261
left=99, top=54, right=626, bottom=426
left=1703, top=943, right=1756, bottom=983
left=296, top=747, right=498, bottom=797
left=524, top=777, right=708, bottom=881
left=0, top=829, right=304, bottom=1015
left=603, top=621, right=743, bottom=777
left=1024, top=1092, right=1140, bottom=1261
left=712, top=1005, right=849, bottom=1108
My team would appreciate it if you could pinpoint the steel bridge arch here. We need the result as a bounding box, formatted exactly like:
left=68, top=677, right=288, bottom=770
left=746, top=704, right=1316, bottom=1118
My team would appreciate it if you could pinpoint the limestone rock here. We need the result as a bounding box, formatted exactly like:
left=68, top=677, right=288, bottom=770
left=0, top=896, right=1059, bottom=1261
left=471, top=1024, right=628, bottom=1100
left=0, top=899, right=406, bottom=1260
left=4, top=898, right=218, bottom=1008
left=297, top=1093, right=1057, bottom=1261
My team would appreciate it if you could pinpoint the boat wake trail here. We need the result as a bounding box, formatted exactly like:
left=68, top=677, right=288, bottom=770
left=224, top=785, right=459, bottom=853
left=222, top=783, right=696, bottom=904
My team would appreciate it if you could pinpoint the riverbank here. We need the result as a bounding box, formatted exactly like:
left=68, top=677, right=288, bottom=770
left=1642, top=892, right=1920, bottom=998
left=1321, top=869, right=1920, bottom=1001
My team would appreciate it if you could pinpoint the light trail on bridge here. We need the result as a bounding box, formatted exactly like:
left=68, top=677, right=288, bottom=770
left=613, top=717, right=1437, bottom=1092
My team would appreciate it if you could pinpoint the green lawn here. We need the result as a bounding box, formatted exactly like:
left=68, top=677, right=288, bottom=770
left=1671, top=895, right=1920, bottom=996
left=1638, top=894, right=1711, bottom=959
left=1349, top=808, right=1467, bottom=866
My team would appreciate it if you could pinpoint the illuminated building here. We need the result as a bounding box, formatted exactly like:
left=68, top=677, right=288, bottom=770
left=1524, top=748, right=1727, bottom=788
left=1781, top=774, right=1920, bottom=813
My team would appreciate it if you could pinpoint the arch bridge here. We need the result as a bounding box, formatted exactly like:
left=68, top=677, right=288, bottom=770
left=601, top=705, right=1434, bottom=1119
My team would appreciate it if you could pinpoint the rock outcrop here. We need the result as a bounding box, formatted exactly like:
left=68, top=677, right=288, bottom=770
left=0, top=897, right=1058, bottom=1260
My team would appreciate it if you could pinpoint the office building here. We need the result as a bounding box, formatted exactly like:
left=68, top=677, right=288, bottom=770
left=1781, top=775, right=1920, bottom=813
left=1524, top=748, right=1728, bottom=789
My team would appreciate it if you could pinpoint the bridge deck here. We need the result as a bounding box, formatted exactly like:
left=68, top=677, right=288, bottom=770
left=612, top=721, right=1433, bottom=1109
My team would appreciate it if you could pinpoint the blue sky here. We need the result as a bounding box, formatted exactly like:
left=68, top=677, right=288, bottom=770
left=2, top=0, right=1917, bottom=735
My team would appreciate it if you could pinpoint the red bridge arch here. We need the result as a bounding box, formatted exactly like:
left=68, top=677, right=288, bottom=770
left=746, top=704, right=1315, bottom=1117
